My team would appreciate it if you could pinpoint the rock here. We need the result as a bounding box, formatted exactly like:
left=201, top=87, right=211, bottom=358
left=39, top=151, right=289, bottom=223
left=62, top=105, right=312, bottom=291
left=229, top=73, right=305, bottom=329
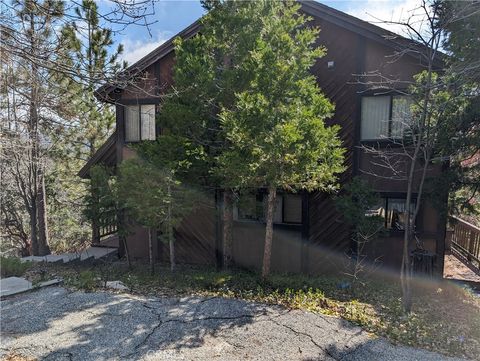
left=0, top=277, right=32, bottom=298
left=105, top=280, right=128, bottom=291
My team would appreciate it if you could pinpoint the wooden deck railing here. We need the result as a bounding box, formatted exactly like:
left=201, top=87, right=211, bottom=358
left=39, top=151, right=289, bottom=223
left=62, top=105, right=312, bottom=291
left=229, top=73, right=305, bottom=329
left=98, top=213, right=118, bottom=240
left=92, top=214, right=117, bottom=244
left=450, top=216, right=480, bottom=272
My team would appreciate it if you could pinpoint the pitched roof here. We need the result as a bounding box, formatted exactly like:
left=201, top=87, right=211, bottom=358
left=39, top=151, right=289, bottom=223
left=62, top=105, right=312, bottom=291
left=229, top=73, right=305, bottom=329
left=96, top=0, right=442, bottom=101
left=78, top=131, right=117, bottom=179
left=96, top=20, right=200, bottom=101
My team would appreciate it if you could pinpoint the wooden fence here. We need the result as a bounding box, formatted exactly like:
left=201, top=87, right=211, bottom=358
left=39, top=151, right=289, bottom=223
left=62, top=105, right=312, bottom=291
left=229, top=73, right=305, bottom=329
left=92, top=213, right=117, bottom=243
left=99, top=213, right=117, bottom=239
left=450, top=216, right=480, bottom=272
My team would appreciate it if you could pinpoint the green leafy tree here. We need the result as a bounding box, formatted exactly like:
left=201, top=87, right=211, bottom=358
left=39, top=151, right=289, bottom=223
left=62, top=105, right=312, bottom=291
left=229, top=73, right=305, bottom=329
left=217, top=1, right=344, bottom=278
left=434, top=0, right=480, bottom=221
left=118, top=158, right=199, bottom=273
left=86, top=166, right=132, bottom=268
left=335, top=178, right=385, bottom=287
left=439, top=0, right=480, bottom=83
left=62, top=0, right=124, bottom=160
left=159, top=0, right=280, bottom=268
left=60, top=0, right=124, bottom=244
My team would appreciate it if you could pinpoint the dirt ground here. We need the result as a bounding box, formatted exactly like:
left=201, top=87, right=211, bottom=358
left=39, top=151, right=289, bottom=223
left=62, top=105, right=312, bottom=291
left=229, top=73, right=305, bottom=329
left=443, top=252, right=480, bottom=283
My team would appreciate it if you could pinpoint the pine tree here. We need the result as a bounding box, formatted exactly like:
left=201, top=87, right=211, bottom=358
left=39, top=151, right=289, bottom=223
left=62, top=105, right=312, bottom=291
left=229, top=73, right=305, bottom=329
left=61, top=0, right=124, bottom=244
left=159, top=0, right=300, bottom=269
left=62, top=0, right=123, bottom=160
left=118, top=158, right=199, bottom=273
left=2, top=0, right=66, bottom=255
left=217, top=1, right=344, bottom=277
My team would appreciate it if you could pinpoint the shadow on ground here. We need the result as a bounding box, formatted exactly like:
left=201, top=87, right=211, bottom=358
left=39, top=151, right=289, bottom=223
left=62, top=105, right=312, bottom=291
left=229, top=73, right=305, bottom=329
left=1, top=287, right=465, bottom=361
left=1, top=287, right=267, bottom=360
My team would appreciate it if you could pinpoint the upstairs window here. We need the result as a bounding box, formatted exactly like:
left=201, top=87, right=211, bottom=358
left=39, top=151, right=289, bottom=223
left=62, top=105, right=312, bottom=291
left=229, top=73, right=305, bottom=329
left=125, top=104, right=156, bottom=142
left=361, top=95, right=412, bottom=141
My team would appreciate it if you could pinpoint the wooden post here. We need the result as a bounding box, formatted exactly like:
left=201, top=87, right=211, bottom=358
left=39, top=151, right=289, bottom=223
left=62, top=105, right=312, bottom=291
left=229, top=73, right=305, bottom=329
left=468, top=230, right=475, bottom=263
left=149, top=228, right=154, bottom=275
left=215, top=189, right=224, bottom=271
left=92, top=222, right=100, bottom=245
left=301, top=191, right=310, bottom=274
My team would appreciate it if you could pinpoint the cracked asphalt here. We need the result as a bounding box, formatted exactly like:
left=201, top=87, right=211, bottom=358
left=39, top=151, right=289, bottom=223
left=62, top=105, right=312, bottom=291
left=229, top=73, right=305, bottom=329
left=0, top=287, right=465, bottom=361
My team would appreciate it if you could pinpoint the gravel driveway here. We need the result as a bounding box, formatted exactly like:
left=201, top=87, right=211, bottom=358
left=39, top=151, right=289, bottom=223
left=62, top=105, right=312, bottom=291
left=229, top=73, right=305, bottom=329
left=0, top=287, right=464, bottom=361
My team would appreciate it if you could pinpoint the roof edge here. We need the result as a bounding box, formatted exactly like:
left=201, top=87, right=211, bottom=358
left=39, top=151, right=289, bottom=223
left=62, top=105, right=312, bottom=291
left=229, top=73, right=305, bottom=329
left=96, top=20, right=201, bottom=102
left=78, top=131, right=117, bottom=179
left=96, top=1, right=444, bottom=101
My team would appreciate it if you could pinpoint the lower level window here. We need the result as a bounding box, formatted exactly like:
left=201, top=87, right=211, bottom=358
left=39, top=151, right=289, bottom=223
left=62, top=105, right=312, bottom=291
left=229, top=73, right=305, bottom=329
left=234, top=192, right=302, bottom=225
left=367, top=197, right=416, bottom=230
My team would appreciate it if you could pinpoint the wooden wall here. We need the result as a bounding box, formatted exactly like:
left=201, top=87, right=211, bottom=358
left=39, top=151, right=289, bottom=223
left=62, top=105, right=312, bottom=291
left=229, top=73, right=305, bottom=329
left=307, top=16, right=361, bottom=263
left=109, top=11, right=446, bottom=274
left=304, top=15, right=445, bottom=274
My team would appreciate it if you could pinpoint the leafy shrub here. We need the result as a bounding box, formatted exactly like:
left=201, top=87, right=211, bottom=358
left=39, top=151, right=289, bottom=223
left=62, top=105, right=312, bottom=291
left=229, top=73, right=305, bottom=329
left=76, top=270, right=99, bottom=291
left=0, top=257, right=32, bottom=278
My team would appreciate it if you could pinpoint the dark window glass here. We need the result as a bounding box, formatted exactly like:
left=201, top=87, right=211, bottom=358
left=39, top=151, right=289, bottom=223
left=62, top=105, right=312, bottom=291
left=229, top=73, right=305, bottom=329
left=283, top=194, right=302, bottom=224
left=365, top=197, right=416, bottom=230
left=235, top=192, right=302, bottom=224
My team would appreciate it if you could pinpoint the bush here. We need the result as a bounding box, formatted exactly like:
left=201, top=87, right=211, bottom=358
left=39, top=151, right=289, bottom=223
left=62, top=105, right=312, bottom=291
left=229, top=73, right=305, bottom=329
left=0, top=257, right=32, bottom=278
left=73, top=270, right=99, bottom=291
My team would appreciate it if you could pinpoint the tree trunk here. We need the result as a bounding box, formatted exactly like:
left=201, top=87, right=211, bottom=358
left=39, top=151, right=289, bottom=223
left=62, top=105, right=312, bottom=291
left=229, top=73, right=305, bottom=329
left=30, top=200, right=39, bottom=255
left=36, top=168, right=50, bottom=256
left=168, top=226, right=175, bottom=272
left=400, top=196, right=413, bottom=312
left=121, top=234, right=131, bottom=269
left=262, top=186, right=277, bottom=278
left=28, top=7, right=39, bottom=257
left=148, top=227, right=154, bottom=275
left=90, top=179, right=100, bottom=244
left=223, top=190, right=234, bottom=269
left=168, top=182, right=175, bottom=272
left=401, top=143, right=421, bottom=313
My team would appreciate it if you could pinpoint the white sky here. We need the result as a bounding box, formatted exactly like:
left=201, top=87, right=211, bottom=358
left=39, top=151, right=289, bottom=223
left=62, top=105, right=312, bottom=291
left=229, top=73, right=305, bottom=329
left=118, top=0, right=427, bottom=65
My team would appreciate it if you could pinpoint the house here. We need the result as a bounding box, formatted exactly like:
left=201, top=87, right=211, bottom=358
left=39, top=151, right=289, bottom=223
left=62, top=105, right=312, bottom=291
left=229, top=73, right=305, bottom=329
left=79, top=1, right=447, bottom=276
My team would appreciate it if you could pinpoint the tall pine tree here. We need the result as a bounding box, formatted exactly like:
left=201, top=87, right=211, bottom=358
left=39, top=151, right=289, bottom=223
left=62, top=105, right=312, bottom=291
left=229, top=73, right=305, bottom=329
left=217, top=1, right=344, bottom=277
left=61, top=0, right=124, bottom=244
left=159, top=0, right=296, bottom=268
left=156, top=1, right=344, bottom=274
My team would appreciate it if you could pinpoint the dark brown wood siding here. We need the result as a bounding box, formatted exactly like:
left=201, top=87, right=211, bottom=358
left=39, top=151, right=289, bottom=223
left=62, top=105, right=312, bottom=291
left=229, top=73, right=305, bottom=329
left=106, top=10, right=445, bottom=273
left=307, top=17, right=360, bottom=260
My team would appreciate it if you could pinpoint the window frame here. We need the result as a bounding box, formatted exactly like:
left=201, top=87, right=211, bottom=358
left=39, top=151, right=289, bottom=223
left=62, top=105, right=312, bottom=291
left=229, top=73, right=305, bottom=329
left=360, top=92, right=412, bottom=142
left=367, top=193, right=419, bottom=235
left=124, top=103, right=157, bottom=143
left=234, top=191, right=303, bottom=226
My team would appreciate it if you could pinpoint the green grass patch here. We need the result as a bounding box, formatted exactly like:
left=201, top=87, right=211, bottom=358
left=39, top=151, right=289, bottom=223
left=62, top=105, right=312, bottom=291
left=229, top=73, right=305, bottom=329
left=0, top=257, right=33, bottom=278
left=44, top=262, right=480, bottom=359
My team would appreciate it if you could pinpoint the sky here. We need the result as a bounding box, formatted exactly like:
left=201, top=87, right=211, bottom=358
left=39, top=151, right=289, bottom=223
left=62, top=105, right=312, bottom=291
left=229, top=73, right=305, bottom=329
left=100, top=0, right=423, bottom=66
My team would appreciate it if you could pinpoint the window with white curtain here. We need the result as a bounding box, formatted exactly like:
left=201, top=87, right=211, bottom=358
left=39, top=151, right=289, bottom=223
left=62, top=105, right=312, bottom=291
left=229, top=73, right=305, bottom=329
left=391, top=96, right=413, bottom=139
left=125, top=106, right=140, bottom=142
left=361, top=96, right=390, bottom=140
left=361, top=95, right=412, bottom=140
left=125, top=104, right=156, bottom=142
left=140, top=104, right=156, bottom=140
